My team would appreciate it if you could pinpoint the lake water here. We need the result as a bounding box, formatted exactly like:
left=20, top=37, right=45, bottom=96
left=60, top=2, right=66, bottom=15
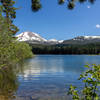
left=0, top=55, right=100, bottom=100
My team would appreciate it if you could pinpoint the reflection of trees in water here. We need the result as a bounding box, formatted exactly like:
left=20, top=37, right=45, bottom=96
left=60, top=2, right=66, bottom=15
left=0, top=61, right=29, bottom=100
left=0, top=66, right=19, bottom=100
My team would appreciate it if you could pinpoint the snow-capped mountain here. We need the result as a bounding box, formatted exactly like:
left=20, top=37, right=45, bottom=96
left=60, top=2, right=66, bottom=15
left=48, top=39, right=58, bottom=42
left=16, top=32, right=47, bottom=42
left=73, top=36, right=100, bottom=41
left=16, top=32, right=100, bottom=45
left=63, top=36, right=100, bottom=44
left=47, top=39, right=59, bottom=44
left=16, top=32, right=63, bottom=44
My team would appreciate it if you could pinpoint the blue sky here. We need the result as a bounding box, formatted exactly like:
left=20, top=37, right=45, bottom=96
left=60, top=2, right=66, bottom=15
left=14, top=0, right=100, bottom=40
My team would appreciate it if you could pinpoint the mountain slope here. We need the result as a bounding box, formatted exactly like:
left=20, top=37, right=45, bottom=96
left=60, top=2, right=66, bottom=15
left=16, top=32, right=47, bottom=44
left=16, top=32, right=100, bottom=45
left=63, top=36, right=100, bottom=45
left=16, top=32, right=47, bottom=41
left=16, top=32, right=63, bottom=44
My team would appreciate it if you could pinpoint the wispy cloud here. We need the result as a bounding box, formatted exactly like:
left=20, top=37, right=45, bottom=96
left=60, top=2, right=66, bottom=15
left=96, top=24, right=100, bottom=29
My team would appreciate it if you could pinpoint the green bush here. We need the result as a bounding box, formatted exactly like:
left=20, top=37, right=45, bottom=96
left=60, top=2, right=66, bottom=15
left=14, top=42, right=33, bottom=61
left=0, top=13, right=33, bottom=68
left=68, top=64, right=100, bottom=100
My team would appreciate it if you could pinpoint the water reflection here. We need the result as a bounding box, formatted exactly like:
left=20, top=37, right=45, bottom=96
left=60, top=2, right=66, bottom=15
left=19, top=55, right=99, bottom=79
left=0, top=61, right=29, bottom=100
left=0, top=66, right=19, bottom=100
left=0, top=55, right=100, bottom=100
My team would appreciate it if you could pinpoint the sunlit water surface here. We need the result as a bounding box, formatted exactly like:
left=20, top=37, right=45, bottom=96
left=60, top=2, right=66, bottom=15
left=1, top=55, right=100, bottom=100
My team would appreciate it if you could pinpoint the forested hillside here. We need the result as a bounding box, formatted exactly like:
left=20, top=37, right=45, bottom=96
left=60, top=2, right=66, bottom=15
left=30, top=43, right=100, bottom=54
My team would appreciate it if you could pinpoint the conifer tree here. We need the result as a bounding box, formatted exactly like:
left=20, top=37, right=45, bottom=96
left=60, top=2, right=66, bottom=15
left=0, top=1, right=33, bottom=68
left=31, top=0, right=96, bottom=11
left=0, top=0, right=19, bottom=35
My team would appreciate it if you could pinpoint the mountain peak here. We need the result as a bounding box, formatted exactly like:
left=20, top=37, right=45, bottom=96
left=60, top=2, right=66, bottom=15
left=16, top=32, right=47, bottom=42
left=16, top=31, right=64, bottom=44
left=16, top=32, right=100, bottom=45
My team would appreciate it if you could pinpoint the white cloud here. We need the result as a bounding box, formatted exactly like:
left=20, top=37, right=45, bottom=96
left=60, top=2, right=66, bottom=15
left=96, top=24, right=100, bottom=29
left=87, top=5, right=91, bottom=9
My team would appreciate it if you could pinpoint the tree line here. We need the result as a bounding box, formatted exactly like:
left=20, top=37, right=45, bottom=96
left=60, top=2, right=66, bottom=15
left=30, top=43, right=100, bottom=54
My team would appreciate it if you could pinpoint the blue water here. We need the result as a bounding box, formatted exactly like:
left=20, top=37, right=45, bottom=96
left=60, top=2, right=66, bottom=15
left=15, top=55, right=100, bottom=100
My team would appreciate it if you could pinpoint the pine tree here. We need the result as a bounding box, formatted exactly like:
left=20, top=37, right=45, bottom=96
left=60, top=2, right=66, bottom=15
left=0, top=0, right=19, bottom=35
left=31, top=0, right=96, bottom=11
left=0, top=1, right=33, bottom=68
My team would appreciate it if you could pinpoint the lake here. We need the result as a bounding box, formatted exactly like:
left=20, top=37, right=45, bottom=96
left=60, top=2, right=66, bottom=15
left=0, top=55, right=100, bottom=100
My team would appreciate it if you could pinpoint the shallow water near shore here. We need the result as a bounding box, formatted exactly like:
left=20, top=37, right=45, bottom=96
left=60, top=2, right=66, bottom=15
left=0, top=55, right=100, bottom=100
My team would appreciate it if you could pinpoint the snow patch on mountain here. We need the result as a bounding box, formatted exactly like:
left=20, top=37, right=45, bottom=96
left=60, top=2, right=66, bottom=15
left=16, top=32, right=63, bottom=44
left=73, top=36, right=100, bottom=41
left=17, top=32, right=100, bottom=45
left=48, top=39, right=58, bottom=42
left=59, top=40, right=64, bottom=43
left=16, top=32, right=47, bottom=42
left=48, top=39, right=64, bottom=43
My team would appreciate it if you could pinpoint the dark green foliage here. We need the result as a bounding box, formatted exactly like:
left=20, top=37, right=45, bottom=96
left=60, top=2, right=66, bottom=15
left=68, top=2, right=75, bottom=9
left=0, top=66, right=18, bottom=99
left=58, top=0, right=65, bottom=4
left=31, top=0, right=96, bottom=11
left=0, top=0, right=19, bottom=35
left=30, top=43, right=100, bottom=54
left=0, top=2, right=33, bottom=68
left=0, top=13, right=33, bottom=67
left=89, top=0, right=95, bottom=4
left=31, top=0, right=42, bottom=12
left=0, top=0, right=17, bottom=20
left=68, top=85, right=80, bottom=100
left=68, top=64, right=100, bottom=100
left=79, top=0, right=86, bottom=3
left=0, top=62, right=28, bottom=100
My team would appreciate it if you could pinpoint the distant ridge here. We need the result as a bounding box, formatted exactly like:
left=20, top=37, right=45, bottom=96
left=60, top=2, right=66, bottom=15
left=63, top=36, right=100, bottom=44
left=16, top=32, right=63, bottom=44
left=16, top=32, right=100, bottom=45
